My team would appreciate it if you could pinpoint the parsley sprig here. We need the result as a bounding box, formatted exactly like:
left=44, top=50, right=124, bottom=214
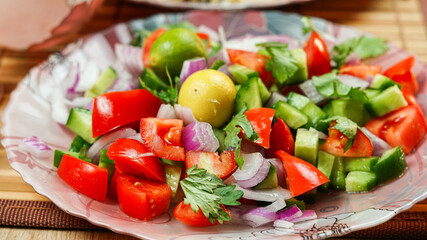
left=180, top=166, right=243, bottom=224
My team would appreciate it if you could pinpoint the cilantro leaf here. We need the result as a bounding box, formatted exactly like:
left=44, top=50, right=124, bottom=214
left=332, top=36, right=388, bottom=68
left=180, top=166, right=243, bottom=224
left=264, top=47, right=299, bottom=85
left=223, top=108, right=258, bottom=169
left=139, top=68, right=179, bottom=104
left=320, top=116, right=359, bottom=152
left=301, top=16, right=315, bottom=35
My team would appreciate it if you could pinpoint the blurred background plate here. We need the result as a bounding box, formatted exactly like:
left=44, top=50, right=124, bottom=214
left=126, top=0, right=311, bottom=10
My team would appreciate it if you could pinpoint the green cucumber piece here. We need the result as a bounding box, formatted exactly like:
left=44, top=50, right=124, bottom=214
left=228, top=64, right=259, bottom=84
left=345, top=171, right=377, bottom=192
left=366, top=85, right=408, bottom=117
left=317, top=151, right=335, bottom=190
left=163, top=163, right=183, bottom=200
left=363, top=88, right=381, bottom=99
left=285, top=198, right=306, bottom=211
left=287, top=48, right=308, bottom=85
left=370, top=74, right=401, bottom=90
left=295, top=128, right=319, bottom=166
left=68, top=135, right=92, bottom=157
left=330, top=157, right=346, bottom=190
left=287, top=92, right=327, bottom=129
left=98, top=149, right=115, bottom=183
left=234, top=77, right=262, bottom=113
left=273, top=101, right=308, bottom=129
left=84, top=67, right=117, bottom=98
left=160, top=158, right=185, bottom=168
left=256, top=77, right=271, bottom=104
left=343, top=156, right=379, bottom=173
left=54, top=150, right=91, bottom=168
left=65, top=108, right=96, bottom=144
left=373, top=146, right=407, bottom=184
left=325, top=99, right=370, bottom=126
left=252, top=163, right=278, bottom=190
left=139, top=68, right=169, bottom=91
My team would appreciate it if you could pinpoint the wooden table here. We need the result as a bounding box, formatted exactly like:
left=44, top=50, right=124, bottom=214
left=1, top=0, right=427, bottom=239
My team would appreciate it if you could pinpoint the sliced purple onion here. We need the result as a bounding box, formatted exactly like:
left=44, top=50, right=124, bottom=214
left=273, top=219, right=294, bottom=229
left=299, top=80, right=327, bottom=105
left=288, top=210, right=317, bottom=223
left=174, top=104, right=196, bottom=126
left=50, top=87, right=70, bottom=125
left=265, top=92, right=288, bottom=108
left=344, top=52, right=361, bottom=66
left=114, top=43, right=143, bottom=77
left=277, top=204, right=303, bottom=222
left=235, top=185, right=292, bottom=202
left=82, top=33, right=116, bottom=71
left=197, top=24, right=219, bottom=42
left=337, top=74, right=369, bottom=90
left=233, top=152, right=271, bottom=188
left=19, top=136, right=53, bottom=159
left=218, top=26, right=230, bottom=64
left=65, top=62, right=82, bottom=100
left=265, top=199, right=287, bottom=212
left=267, top=158, right=286, bottom=188
left=182, top=121, right=219, bottom=152
left=361, top=127, right=392, bottom=156
left=241, top=207, right=278, bottom=228
left=75, top=60, right=100, bottom=92
left=179, top=58, right=207, bottom=86
left=156, top=104, right=177, bottom=119
left=86, top=128, right=137, bottom=164
left=226, top=205, right=256, bottom=225
left=64, top=97, right=93, bottom=108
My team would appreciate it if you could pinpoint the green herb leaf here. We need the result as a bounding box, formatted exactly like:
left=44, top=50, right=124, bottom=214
left=265, top=47, right=299, bottom=85
left=210, top=59, right=225, bottom=70
left=332, top=36, right=388, bottom=68
left=180, top=166, right=243, bottom=224
left=320, top=116, right=359, bottom=152
left=139, top=69, right=179, bottom=105
left=223, top=107, right=258, bottom=169
left=301, top=16, right=315, bottom=35
left=209, top=41, right=222, bottom=58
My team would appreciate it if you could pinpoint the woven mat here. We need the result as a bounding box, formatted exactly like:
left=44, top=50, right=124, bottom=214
left=1, top=0, right=427, bottom=239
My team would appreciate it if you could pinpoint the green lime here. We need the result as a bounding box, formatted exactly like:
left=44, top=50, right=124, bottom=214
left=149, top=28, right=207, bottom=81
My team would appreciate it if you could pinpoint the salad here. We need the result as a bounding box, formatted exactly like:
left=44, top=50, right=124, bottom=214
left=19, top=16, right=427, bottom=229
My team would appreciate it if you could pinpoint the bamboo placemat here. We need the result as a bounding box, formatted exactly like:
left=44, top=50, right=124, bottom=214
left=1, top=0, right=427, bottom=239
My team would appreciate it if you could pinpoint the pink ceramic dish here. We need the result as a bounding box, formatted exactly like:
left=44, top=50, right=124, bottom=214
left=2, top=11, right=427, bottom=239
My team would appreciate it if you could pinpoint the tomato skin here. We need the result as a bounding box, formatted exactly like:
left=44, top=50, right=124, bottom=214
left=383, top=56, right=418, bottom=94
left=92, top=89, right=162, bottom=138
left=143, top=28, right=167, bottom=68
left=107, top=138, right=165, bottom=183
left=174, top=201, right=230, bottom=227
left=365, top=105, right=427, bottom=154
left=140, top=118, right=185, bottom=161
left=266, top=118, right=295, bottom=158
left=226, top=49, right=274, bottom=87
left=339, top=63, right=382, bottom=80
left=275, top=150, right=329, bottom=197
left=303, top=31, right=331, bottom=78
left=57, top=154, right=108, bottom=201
left=117, top=174, right=172, bottom=221
left=320, top=122, right=373, bottom=157
left=244, top=108, right=275, bottom=148
left=107, top=170, right=119, bottom=199
left=196, top=32, right=211, bottom=47
left=185, top=150, right=236, bottom=179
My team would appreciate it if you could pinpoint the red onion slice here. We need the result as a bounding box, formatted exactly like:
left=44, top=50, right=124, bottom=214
left=277, top=204, right=303, bottom=222
left=361, top=127, right=392, bottom=156
left=114, top=43, right=143, bottom=77
left=233, top=152, right=271, bottom=188
left=86, top=128, right=137, bottom=164
left=265, top=199, right=287, bottom=213
left=344, top=52, right=361, bottom=66
left=241, top=207, right=278, bottom=227
left=75, top=60, right=100, bottom=92
left=337, top=74, right=369, bottom=89
left=235, top=185, right=292, bottom=202
left=174, top=104, right=196, bottom=126
left=267, top=158, right=286, bottom=188
left=265, top=92, right=288, bottom=108
left=299, top=80, right=327, bottom=105
left=19, top=136, right=53, bottom=159
left=179, top=57, right=207, bottom=86
left=182, top=121, right=219, bottom=152
left=156, top=104, right=177, bottom=119
left=82, top=33, right=116, bottom=71
left=273, top=219, right=294, bottom=229
left=288, top=210, right=317, bottom=223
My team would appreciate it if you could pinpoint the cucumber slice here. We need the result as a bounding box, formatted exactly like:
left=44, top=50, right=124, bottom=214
left=84, top=67, right=117, bottom=98
left=287, top=48, right=308, bottom=85
left=234, top=77, right=262, bottom=113
left=65, top=108, right=96, bottom=144
left=363, top=88, right=381, bottom=99
left=330, top=157, right=346, bottom=190
left=256, top=77, right=271, bottom=104
left=345, top=171, right=377, bottom=192
left=366, top=85, right=408, bottom=117
left=228, top=64, right=259, bottom=84
left=287, top=92, right=327, bottom=129
left=295, top=128, right=319, bottom=166
left=325, top=99, right=370, bottom=126
left=343, top=156, right=379, bottom=173
left=370, top=74, right=401, bottom=90
left=54, top=150, right=91, bottom=168
left=252, top=163, right=278, bottom=190
left=160, top=158, right=185, bottom=168
left=68, top=135, right=92, bottom=157
left=317, top=151, right=335, bottom=190
left=163, top=163, right=183, bottom=200
left=99, top=149, right=115, bottom=183
left=373, top=146, right=407, bottom=184
left=273, top=101, right=308, bottom=129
